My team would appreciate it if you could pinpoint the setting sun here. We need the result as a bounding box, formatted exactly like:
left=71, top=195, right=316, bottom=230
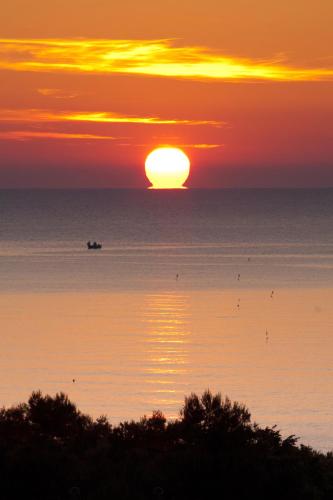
left=145, top=147, right=190, bottom=189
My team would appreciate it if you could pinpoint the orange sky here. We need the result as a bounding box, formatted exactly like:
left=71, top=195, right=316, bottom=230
left=0, top=0, right=332, bottom=187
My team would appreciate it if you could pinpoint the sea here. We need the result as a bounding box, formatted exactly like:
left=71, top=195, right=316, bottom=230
left=1, top=188, right=333, bottom=451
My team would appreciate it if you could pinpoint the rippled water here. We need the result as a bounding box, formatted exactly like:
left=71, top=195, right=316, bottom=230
left=0, top=189, right=333, bottom=450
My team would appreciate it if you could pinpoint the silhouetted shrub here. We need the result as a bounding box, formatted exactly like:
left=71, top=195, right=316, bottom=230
left=0, top=389, right=332, bottom=499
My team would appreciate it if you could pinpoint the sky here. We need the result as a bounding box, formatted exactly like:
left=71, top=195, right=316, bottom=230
left=0, top=0, right=332, bottom=188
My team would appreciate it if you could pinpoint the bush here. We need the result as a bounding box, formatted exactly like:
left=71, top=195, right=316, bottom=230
left=0, top=390, right=332, bottom=499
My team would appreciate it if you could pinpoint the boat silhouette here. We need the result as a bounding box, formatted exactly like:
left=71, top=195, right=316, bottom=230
left=87, top=241, right=102, bottom=250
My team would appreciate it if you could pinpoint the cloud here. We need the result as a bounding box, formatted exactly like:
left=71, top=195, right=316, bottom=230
left=65, top=112, right=221, bottom=126
left=0, top=131, right=222, bottom=150
left=37, top=88, right=80, bottom=99
left=128, top=143, right=223, bottom=149
left=0, top=108, right=223, bottom=126
left=0, top=38, right=332, bottom=82
left=0, top=130, right=117, bottom=141
left=183, top=143, right=223, bottom=149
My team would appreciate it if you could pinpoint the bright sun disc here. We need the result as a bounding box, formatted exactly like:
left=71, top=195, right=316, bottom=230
left=145, top=147, right=190, bottom=189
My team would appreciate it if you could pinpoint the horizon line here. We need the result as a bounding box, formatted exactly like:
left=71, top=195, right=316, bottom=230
left=1, top=186, right=333, bottom=190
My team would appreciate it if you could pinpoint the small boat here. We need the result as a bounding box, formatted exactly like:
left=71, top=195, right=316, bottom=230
left=87, top=241, right=102, bottom=250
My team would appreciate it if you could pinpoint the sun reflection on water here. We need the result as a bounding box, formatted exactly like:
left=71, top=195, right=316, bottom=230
left=141, top=293, right=191, bottom=413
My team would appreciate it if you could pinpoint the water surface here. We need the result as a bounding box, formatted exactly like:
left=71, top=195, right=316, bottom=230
left=1, top=189, right=333, bottom=450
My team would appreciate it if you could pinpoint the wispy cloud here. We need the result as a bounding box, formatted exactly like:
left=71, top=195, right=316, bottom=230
left=0, top=39, right=332, bottom=82
left=129, top=143, right=223, bottom=149
left=0, top=131, right=222, bottom=150
left=0, top=109, right=223, bottom=126
left=37, top=88, right=80, bottom=99
left=65, top=112, right=221, bottom=126
left=0, top=130, right=117, bottom=141
left=186, top=143, right=222, bottom=149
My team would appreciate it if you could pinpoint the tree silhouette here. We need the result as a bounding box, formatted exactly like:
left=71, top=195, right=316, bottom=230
left=0, top=390, right=332, bottom=499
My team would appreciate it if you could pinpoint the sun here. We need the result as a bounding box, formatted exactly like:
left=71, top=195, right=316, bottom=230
left=145, top=147, right=190, bottom=189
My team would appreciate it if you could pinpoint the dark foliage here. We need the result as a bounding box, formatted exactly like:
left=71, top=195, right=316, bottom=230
left=0, top=390, right=332, bottom=499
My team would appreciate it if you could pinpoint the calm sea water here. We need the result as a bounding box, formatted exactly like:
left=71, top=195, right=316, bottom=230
left=1, top=189, right=333, bottom=450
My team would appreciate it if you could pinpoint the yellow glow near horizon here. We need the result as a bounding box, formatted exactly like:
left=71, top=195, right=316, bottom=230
left=0, top=38, right=332, bottom=82
left=145, top=148, right=190, bottom=189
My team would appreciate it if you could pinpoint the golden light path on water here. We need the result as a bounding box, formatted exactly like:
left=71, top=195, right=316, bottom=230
left=141, top=294, right=190, bottom=416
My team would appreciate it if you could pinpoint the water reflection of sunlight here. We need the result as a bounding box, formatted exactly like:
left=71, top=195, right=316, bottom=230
left=142, top=293, right=190, bottom=410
